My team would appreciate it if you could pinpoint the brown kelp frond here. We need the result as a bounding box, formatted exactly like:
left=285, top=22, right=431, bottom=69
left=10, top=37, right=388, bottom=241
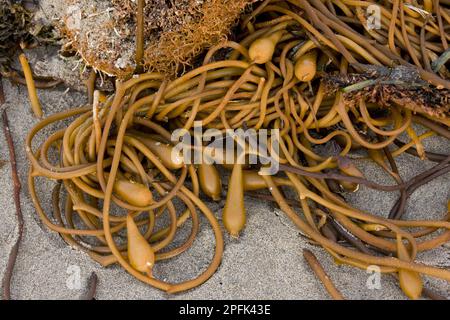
left=323, top=65, right=450, bottom=118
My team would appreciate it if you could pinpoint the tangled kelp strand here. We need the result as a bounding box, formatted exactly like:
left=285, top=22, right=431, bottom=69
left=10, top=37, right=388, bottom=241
left=23, top=0, right=450, bottom=299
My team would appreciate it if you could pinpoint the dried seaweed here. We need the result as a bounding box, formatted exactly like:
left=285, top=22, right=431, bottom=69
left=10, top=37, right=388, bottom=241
left=61, top=0, right=256, bottom=78
left=323, top=65, right=450, bottom=118
left=0, top=0, right=34, bottom=61
left=143, top=0, right=255, bottom=76
left=0, top=0, right=58, bottom=71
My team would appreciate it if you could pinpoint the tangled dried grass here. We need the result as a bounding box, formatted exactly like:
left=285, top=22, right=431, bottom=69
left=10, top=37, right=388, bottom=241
left=142, top=0, right=256, bottom=75
left=61, top=0, right=256, bottom=78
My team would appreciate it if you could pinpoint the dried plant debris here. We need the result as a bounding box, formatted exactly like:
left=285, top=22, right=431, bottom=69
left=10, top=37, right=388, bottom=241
left=0, top=0, right=34, bottom=61
left=0, top=0, right=58, bottom=69
left=60, top=0, right=256, bottom=78
left=323, top=65, right=450, bottom=118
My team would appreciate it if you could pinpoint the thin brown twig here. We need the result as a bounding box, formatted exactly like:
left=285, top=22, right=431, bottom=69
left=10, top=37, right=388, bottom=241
left=0, top=75, right=5, bottom=105
left=1, top=110, right=24, bottom=301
